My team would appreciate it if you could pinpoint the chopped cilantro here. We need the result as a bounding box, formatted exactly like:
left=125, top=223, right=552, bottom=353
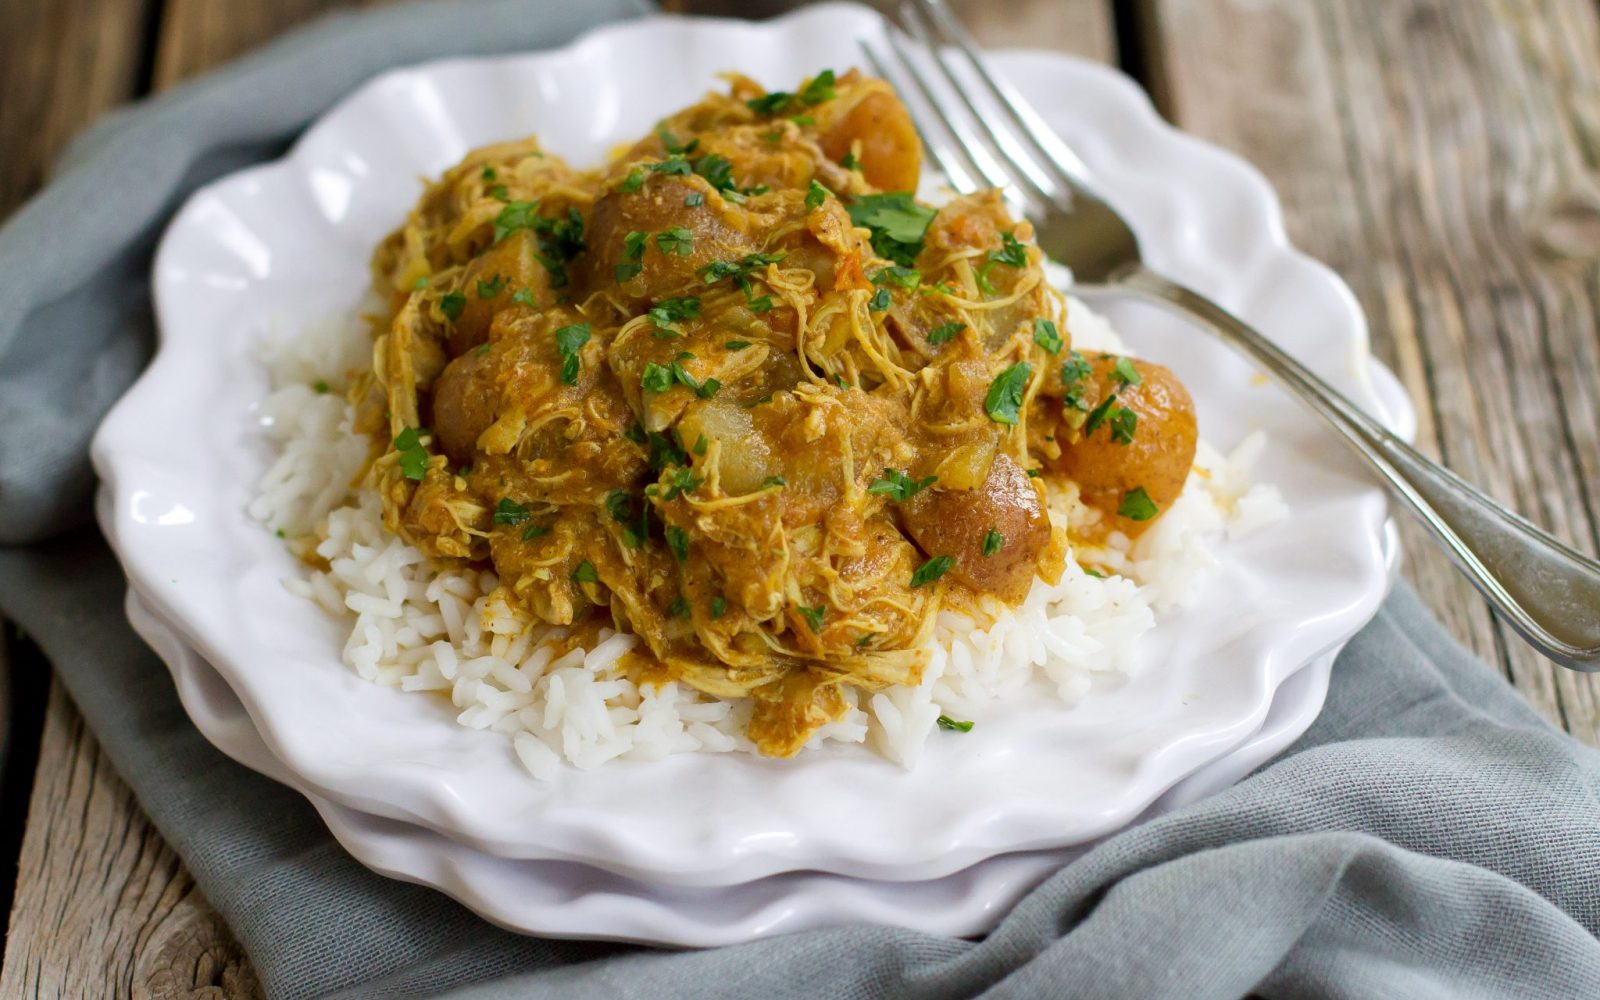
left=700, top=251, right=786, bottom=289
left=693, top=434, right=708, bottom=456
left=491, top=200, right=538, bottom=243
left=439, top=291, right=466, bottom=321
left=868, top=287, right=892, bottom=311
left=985, top=362, right=1032, bottom=425
left=747, top=295, right=774, bottom=313
left=868, top=468, right=937, bottom=502
left=312, top=379, right=330, bottom=394
left=797, top=604, right=826, bottom=631
left=685, top=192, right=705, bottom=207
left=790, top=114, right=815, bottom=126
left=481, top=166, right=497, bottom=181
left=659, top=128, right=698, bottom=155
left=650, top=156, right=693, bottom=176
left=476, top=273, right=506, bottom=299
left=1033, top=317, right=1062, bottom=354
left=554, top=322, right=590, bottom=386
left=511, top=288, right=537, bottom=306
left=662, top=466, right=703, bottom=501
left=725, top=340, right=752, bottom=350
left=1026, top=468, right=1042, bottom=478
left=692, top=153, right=735, bottom=191
left=927, top=321, right=965, bottom=345
left=656, top=227, right=693, bottom=256
left=641, top=362, right=674, bottom=393
left=487, top=184, right=509, bottom=201
left=848, top=193, right=937, bottom=267
left=872, top=265, right=921, bottom=290
left=665, top=525, right=689, bottom=562
left=492, top=498, right=531, bottom=526
left=798, top=69, right=836, bottom=104
left=1060, top=351, right=1092, bottom=387
left=711, top=596, right=727, bottom=619
left=1109, top=406, right=1138, bottom=445
left=840, top=150, right=860, bottom=170
left=571, top=560, right=599, bottom=584
left=936, top=714, right=974, bottom=732
left=618, top=168, right=646, bottom=193
left=649, top=295, right=701, bottom=330
left=805, top=179, right=831, bottom=211
left=522, top=524, right=550, bottom=541
left=667, top=596, right=691, bottom=618
left=1112, top=356, right=1143, bottom=386
left=910, top=555, right=954, bottom=588
left=1083, top=393, right=1119, bottom=436
left=1118, top=486, right=1159, bottom=521
left=747, top=90, right=795, bottom=115
left=982, top=529, right=1005, bottom=557
left=760, top=476, right=786, bottom=489
left=394, top=427, right=429, bottom=481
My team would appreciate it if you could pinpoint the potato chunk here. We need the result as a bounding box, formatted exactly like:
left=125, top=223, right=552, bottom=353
left=902, top=453, right=1049, bottom=603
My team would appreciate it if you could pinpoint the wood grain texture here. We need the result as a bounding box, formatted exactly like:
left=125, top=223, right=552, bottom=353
left=1144, top=0, right=1600, bottom=745
left=0, top=685, right=261, bottom=999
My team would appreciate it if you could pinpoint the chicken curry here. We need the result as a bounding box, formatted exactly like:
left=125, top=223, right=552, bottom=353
left=355, top=70, right=1197, bottom=757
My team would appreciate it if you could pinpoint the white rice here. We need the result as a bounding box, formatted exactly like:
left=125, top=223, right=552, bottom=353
left=252, top=296, right=1286, bottom=777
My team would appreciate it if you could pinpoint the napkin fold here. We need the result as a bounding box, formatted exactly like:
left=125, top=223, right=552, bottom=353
left=1, top=1, right=1598, bottom=998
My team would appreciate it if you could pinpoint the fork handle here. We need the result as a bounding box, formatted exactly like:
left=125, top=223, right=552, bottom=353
left=1103, top=265, right=1600, bottom=671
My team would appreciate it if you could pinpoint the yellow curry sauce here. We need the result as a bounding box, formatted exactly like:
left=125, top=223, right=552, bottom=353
left=354, top=70, right=1197, bottom=757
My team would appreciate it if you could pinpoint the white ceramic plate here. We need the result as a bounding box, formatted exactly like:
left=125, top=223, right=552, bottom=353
left=93, top=3, right=1410, bottom=886
left=120, top=584, right=1333, bottom=945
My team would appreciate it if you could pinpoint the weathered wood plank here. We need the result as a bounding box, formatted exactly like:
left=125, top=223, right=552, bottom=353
left=0, top=685, right=261, bottom=999
left=1143, top=0, right=1600, bottom=745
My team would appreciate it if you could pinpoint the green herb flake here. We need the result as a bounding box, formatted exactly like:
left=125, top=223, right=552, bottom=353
left=641, top=362, right=674, bottom=393
left=692, top=153, right=735, bottom=191
left=937, top=714, right=975, bottom=732
left=1112, top=356, right=1143, bottom=386
left=799, top=69, right=836, bottom=105
left=522, top=524, right=550, bottom=541
left=868, top=287, right=892, bottom=312
left=650, top=156, right=693, bottom=177
left=665, top=525, right=690, bottom=563
left=699, top=251, right=786, bottom=288
left=1085, top=568, right=1106, bottom=578
left=554, top=323, right=591, bottom=386
left=476, top=273, right=507, bottom=299
left=393, top=427, right=430, bottom=481
left=659, top=129, right=699, bottom=155
left=985, top=362, right=1032, bottom=425
left=840, top=150, right=860, bottom=170
left=982, top=529, right=1005, bottom=557
left=665, top=596, right=690, bottom=618
left=868, top=468, right=937, bottom=502
left=927, top=321, right=965, bottom=345
left=511, top=288, right=537, bottom=307
left=711, top=596, right=727, bottom=619
left=412, top=276, right=429, bottom=291
left=790, top=114, right=816, bottom=126
left=1118, top=486, right=1160, bottom=521
left=1083, top=392, right=1119, bottom=436
left=571, top=560, right=599, bottom=584
left=685, top=192, right=705, bottom=207
left=492, top=498, right=531, bottom=526
left=618, top=168, right=646, bottom=193
left=805, top=179, right=831, bottom=212
left=725, top=340, right=752, bottom=350
left=491, top=199, right=538, bottom=243
left=797, top=604, right=827, bottom=631
left=481, top=166, right=497, bottom=181
left=910, top=555, right=954, bottom=588
left=760, top=475, right=786, bottom=489
left=312, top=379, right=330, bottom=394
left=1109, top=406, right=1138, bottom=445
left=855, top=633, right=876, bottom=649
left=749, top=295, right=776, bottom=314
left=1032, top=318, right=1062, bottom=354
left=662, top=466, right=704, bottom=501
left=275, top=528, right=286, bottom=538
left=847, top=193, right=937, bottom=267
left=655, top=227, right=694, bottom=257
left=487, top=184, right=510, bottom=202
left=1060, top=351, right=1092, bottom=387
left=439, top=290, right=467, bottom=321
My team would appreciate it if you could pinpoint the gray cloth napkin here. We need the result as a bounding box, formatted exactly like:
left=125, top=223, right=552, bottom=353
left=1, top=1, right=1598, bottom=998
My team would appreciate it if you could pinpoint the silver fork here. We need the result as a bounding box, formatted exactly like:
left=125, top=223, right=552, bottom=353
left=863, top=0, right=1600, bottom=670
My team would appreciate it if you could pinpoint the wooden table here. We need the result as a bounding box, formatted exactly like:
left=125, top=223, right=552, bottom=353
left=2, top=0, right=1597, bottom=994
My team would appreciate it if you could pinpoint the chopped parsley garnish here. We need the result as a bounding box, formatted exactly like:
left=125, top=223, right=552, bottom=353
left=868, top=287, right=892, bottom=311
left=394, top=427, right=429, bottom=481
left=1060, top=351, right=1092, bottom=387
left=747, top=295, right=775, bottom=313
left=649, top=156, right=693, bottom=177
left=511, top=288, right=537, bottom=306
left=667, top=596, right=691, bottom=618
left=747, top=91, right=795, bottom=115
left=975, top=231, right=1029, bottom=294
left=439, top=291, right=466, bottom=321
left=412, top=276, right=429, bottom=290
left=760, top=476, right=786, bottom=489
left=984, top=362, right=1032, bottom=425
left=655, top=227, right=693, bottom=257
left=1112, top=356, right=1143, bottom=386
left=312, top=379, right=330, bottom=394
left=692, top=153, right=735, bottom=191
left=835, top=374, right=852, bottom=390
left=487, top=184, right=509, bottom=201
left=910, top=555, right=954, bottom=588
left=643, top=356, right=719, bottom=399
left=492, top=498, right=531, bottom=525
left=700, top=251, right=786, bottom=290
left=649, top=295, right=701, bottom=333
left=615, top=229, right=648, bottom=283
left=474, top=343, right=491, bottom=357
left=693, top=434, right=709, bottom=456
left=937, top=715, right=975, bottom=732
left=554, top=322, right=591, bottom=385
left=522, top=523, right=550, bottom=541
left=982, top=529, right=1005, bottom=557
left=798, top=69, right=836, bottom=105
left=491, top=200, right=539, bottom=243
left=659, top=129, right=698, bottom=155
left=641, top=362, right=674, bottom=393
left=605, top=490, right=632, bottom=523
left=1109, top=406, right=1138, bottom=445
left=855, top=633, right=876, bottom=649
left=1118, top=486, right=1159, bottom=521
left=868, top=468, right=937, bottom=502
left=476, top=273, right=506, bottom=299
left=711, top=596, right=727, bottom=619
left=1083, top=393, right=1119, bottom=436
left=872, top=265, right=921, bottom=290
left=790, top=114, right=815, bottom=126
left=685, top=192, right=705, bottom=207
left=1032, top=318, right=1062, bottom=354
left=840, top=150, right=860, bottom=170
left=481, top=166, right=497, bottom=181
left=847, top=193, right=937, bottom=267
left=618, top=168, right=646, bottom=193
left=927, top=321, right=965, bottom=345
left=797, top=604, right=826, bottom=631
left=805, top=179, right=831, bottom=212
left=1026, top=468, right=1042, bottom=478
left=725, top=340, right=752, bottom=350
left=571, top=560, right=599, bottom=584
left=662, top=466, right=703, bottom=500
left=665, top=525, right=690, bottom=562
